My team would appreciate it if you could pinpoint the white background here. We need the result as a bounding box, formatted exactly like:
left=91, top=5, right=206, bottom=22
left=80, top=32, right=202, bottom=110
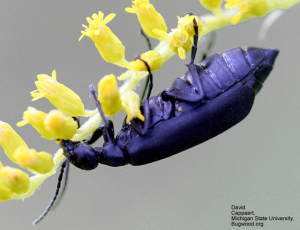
left=0, top=1, right=299, bottom=230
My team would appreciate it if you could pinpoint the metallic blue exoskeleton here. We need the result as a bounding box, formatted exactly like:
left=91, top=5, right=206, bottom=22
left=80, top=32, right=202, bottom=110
left=33, top=16, right=279, bottom=224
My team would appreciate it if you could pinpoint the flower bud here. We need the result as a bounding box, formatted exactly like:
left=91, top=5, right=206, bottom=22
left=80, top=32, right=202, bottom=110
left=98, top=74, right=122, bottom=117
left=31, top=70, right=89, bottom=117
left=44, top=110, right=78, bottom=140
left=0, top=121, right=28, bottom=164
left=126, top=0, right=167, bottom=40
left=80, top=12, right=127, bottom=67
left=1, top=166, right=30, bottom=194
left=17, top=107, right=57, bottom=140
left=13, top=146, right=54, bottom=174
left=126, top=50, right=163, bottom=78
left=177, top=15, right=202, bottom=37
left=121, top=91, right=145, bottom=123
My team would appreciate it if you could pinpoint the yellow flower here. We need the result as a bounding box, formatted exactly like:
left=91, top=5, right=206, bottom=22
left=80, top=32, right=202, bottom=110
left=126, top=0, right=167, bottom=40
left=199, top=0, right=223, bottom=15
left=98, top=74, right=122, bottom=117
left=121, top=91, right=145, bottom=124
left=0, top=121, right=28, bottom=164
left=17, top=107, right=57, bottom=140
left=225, top=0, right=269, bottom=24
left=1, top=166, right=30, bottom=194
left=154, top=27, right=192, bottom=60
left=125, top=50, right=163, bottom=79
left=44, top=110, right=78, bottom=140
left=177, top=14, right=202, bottom=37
left=31, top=70, right=89, bottom=117
left=153, top=14, right=201, bottom=60
left=0, top=161, right=2, bottom=170
left=13, top=146, right=54, bottom=174
left=79, top=11, right=127, bottom=67
left=17, top=108, right=78, bottom=140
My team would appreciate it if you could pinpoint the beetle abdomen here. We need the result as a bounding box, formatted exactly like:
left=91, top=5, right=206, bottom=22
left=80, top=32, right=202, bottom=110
left=125, top=83, right=255, bottom=165
left=119, top=47, right=279, bottom=165
left=177, top=47, right=278, bottom=100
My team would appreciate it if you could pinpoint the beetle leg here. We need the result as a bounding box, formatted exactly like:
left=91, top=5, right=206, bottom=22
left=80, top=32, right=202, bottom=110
left=187, top=15, right=205, bottom=100
left=72, top=117, right=80, bottom=128
left=139, top=28, right=152, bottom=51
left=190, top=20, right=198, bottom=65
left=130, top=56, right=152, bottom=135
left=89, top=85, right=115, bottom=143
left=85, top=125, right=105, bottom=145
left=163, top=87, right=204, bottom=102
left=134, top=55, right=153, bottom=100
left=139, top=28, right=152, bottom=101
left=85, top=119, right=115, bottom=145
left=163, top=15, right=205, bottom=102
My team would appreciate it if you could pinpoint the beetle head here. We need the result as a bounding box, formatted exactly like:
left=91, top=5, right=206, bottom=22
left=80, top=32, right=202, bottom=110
left=59, top=140, right=99, bottom=170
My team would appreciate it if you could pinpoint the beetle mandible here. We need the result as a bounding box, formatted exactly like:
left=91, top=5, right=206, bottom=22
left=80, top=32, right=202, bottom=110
left=33, top=16, right=279, bottom=224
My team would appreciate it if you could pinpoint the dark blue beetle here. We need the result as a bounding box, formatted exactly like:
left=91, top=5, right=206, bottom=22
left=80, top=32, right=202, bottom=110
left=64, top=46, right=278, bottom=168
left=33, top=17, right=279, bottom=224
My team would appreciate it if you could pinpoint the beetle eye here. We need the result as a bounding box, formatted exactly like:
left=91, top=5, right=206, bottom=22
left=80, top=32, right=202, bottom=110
left=72, top=143, right=98, bottom=170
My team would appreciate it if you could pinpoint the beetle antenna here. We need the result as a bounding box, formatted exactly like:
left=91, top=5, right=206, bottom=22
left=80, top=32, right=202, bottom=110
left=134, top=56, right=153, bottom=100
left=59, top=156, right=70, bottom=199
left=49, top=156, right=70, bottom=211
left=32, top=158, right=71, bottom=225
left=89, top=84, right=109, bottom=127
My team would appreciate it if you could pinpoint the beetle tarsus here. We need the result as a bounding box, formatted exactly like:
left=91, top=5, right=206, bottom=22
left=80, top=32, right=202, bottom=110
left=190, top=18, right=198, bottom=65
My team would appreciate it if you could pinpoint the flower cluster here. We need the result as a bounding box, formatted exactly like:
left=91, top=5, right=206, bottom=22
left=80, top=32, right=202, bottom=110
left=1, top=0, right=299, bottom=203
left=0, top=121, right=54, bottom=201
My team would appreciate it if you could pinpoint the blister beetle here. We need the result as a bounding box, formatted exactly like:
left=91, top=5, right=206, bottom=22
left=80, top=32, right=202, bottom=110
left=33, top=16, right=279, bottom=224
